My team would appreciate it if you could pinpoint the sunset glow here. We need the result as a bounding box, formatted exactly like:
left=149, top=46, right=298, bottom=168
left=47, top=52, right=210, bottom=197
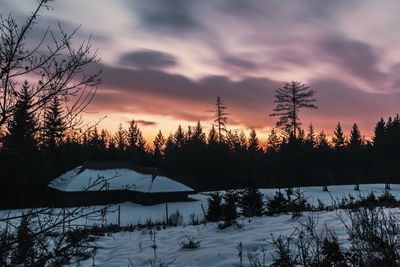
left=3, top=0, right=400, bottom=141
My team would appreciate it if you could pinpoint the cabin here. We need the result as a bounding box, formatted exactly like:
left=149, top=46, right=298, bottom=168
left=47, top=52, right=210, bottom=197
left=48, top=162, right=194, bottom=206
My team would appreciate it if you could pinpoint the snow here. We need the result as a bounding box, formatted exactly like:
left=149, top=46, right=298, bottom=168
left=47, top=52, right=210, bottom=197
left=74, top=210, right=353, bottom=267
left=48, top=167, right=193, bottom=193
left=3, top=183, right=400, bottom=266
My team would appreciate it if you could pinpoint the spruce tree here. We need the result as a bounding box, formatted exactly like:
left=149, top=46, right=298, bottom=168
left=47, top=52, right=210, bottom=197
left=267, top=128, right=280, bottom=152
left=373, top=118, right=386, bottom=149
left=207, top=125, right=218, bottom=146
left=174, top=125, right=185, bottom=149
left=306, top=124, right=316, bottom=148
left=3, top=81, right=37, bottom=155
left=348, top=123, right=362, bottom=149
left=127, top=119, right=146, bottom=152
left=42, top=97, right=65, bottom=151
left=115, top=123, right=126, bottom=151
left=192, top=121, right=206, bottom=144
left=206, top=192, right=223, bottom=222
left=240, top=187, right=264, bottom=217
left=248, top=128, right=260, bottom=153
left=332, top=122, right=346, bottom=150
left=153, top=130, right=165, bottom=162
left=317, top=130, right=329, bottom=149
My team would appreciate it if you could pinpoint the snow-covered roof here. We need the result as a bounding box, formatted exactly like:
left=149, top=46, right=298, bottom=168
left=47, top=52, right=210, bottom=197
left=48, top=166, right=194, bottom=193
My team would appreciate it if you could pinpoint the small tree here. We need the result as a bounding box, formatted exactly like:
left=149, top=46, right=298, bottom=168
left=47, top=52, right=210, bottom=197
left=240, top=187, right=264, bottom=217
left=206, top=192, right=223, bottom=222
left=270, top=81, right=317, bottom=139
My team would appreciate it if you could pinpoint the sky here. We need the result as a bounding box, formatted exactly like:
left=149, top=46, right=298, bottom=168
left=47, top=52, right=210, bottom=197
left=3, top=0, right=400, bottom=141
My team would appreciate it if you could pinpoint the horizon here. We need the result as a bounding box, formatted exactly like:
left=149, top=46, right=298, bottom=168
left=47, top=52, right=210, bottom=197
left=2, top=0, right=400, bottom=141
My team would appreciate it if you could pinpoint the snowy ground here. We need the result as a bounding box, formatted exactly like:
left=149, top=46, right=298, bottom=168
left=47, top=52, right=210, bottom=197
left=2, top=183, right=400, bottom=266
left=1, top=183, right=400, bottom=227
left=75, top=210, right=355, bottom=267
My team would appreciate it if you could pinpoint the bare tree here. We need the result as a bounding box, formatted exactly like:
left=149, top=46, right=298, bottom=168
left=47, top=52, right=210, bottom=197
left=0, top=0, right=101, bottom=130
left=270, top=81, right=317, bottom=139
left=214, top=96, right=228, bottom=143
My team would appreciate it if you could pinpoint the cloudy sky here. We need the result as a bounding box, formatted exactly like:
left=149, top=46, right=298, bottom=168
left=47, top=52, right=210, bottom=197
left=3, top=0, right=400, bottom=140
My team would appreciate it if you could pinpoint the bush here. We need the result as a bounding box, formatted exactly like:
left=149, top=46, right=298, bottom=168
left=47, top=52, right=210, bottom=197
left=12, top=215, right=36, bottom=266
left=266, top=191, right=289, bottom=216
left=206, top=192, right=223, bottom=222
left=221, top=190, right=239, bottom=223
left=179, top=234, right=200, bottom=249
left=239, top=187, right=264, bottom=217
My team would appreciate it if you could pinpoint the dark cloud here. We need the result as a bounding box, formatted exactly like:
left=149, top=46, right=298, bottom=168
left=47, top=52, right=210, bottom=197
left=316, top=36, right=386, bottom=85
left=221, top=55, right=258, bottom=70
left=136, top=120, right=157, bottom=126
left=127, top=0, right=200, bottom=33
left=89, top=62, right=400, bottom=133
left=119, top=49, right=178, bottom=70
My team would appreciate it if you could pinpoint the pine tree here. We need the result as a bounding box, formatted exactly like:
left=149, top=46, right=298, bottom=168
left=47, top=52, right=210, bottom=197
left=317, top=130, right=329, bottom=149
left=214, top=96, right=228, bottom=143
left=192, top=121, right=206, bottom=144
left=270, top=81, right=317, bottom=139
left=89, top=126, right=100, bottom=149
left=42, top=97, right=66, bottom=151
left=332, top=122, right=346, bottom=150
left=240, top=187, right=264, bottom=217
left=248, top=128, right=260, bottom=153
left=126, top=119, right=146, bottom=152
left=206, top=192, right=223, bottom=222
left=153, top=130, right=165, bottom=161
left=306, top=124, right=316, bottom=148
left=3, top=81, right=37, bottom=154
left=222, top=190, right=239, bottom=223
left=115, top=123, right=126, bottom=151
left=348, top=123, right=362, bottom=149
left=207, top=125, right=218, bottom=146
left=373, top=118, right=385, bottom=148
left=267, top=128, right=280, bottom=152
left=174, top=125, right=185, bottom=149
left=99, top=129, right=108, bottom=151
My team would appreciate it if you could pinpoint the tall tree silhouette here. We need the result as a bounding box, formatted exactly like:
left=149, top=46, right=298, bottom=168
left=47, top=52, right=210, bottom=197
left=127, top=119, right=145, bottom=152
left=267, top=128, right=280, bottom=152
left=214, top=96, right=228, bottom=143
left=348, top=123, right=363, bottom=149
left=153, top=130, right=165, bottom=164
left=3, top=81, right=37, bottom=155
left=373, top=118, right=385, bottom=148
left=270, top=81, right=317, bottom=139
left=42, top=97, right=66, bottom=151
left=208, top=125, right=218, bottom=146
left=115, top=123, right=126, bottom=151
left=332, top=122, right=346, bottom=150
left=306, top=124, right=316, bottom=148
left=248, top=128, right=260, bottom=153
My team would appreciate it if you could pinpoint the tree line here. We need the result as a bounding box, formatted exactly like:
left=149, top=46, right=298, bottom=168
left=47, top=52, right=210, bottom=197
left=1, top=78, right=400, bottom=207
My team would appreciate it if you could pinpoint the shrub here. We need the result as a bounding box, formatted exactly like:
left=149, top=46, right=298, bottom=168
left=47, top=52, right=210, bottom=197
left=266, top=191, right=289, bottom=215
left=239, top=187, right=264, bottom=217
left=179, top=234, right=200, bottom=249
left=206, top=192, right=223, bottom=222
left=221, top=190, right=239, bottom=223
